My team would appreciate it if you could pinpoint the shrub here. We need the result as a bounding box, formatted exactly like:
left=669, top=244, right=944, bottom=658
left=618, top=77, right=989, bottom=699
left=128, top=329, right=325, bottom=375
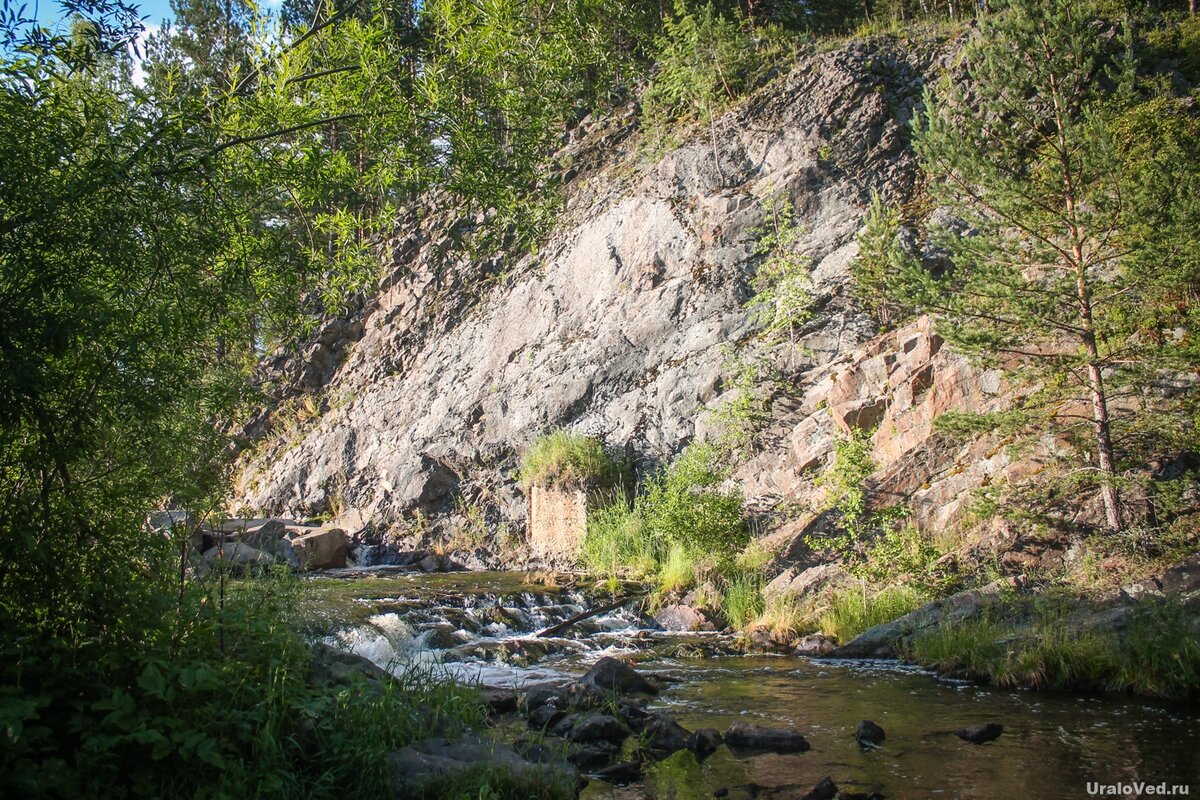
left=850, top=190, right=917, bottom=329
left=748, top=192, right=813, bottom=361
left=0, top=569, right=507, bottom=799
left=641, top=1, right=770, bottom=148
left=518, top=429, right=618, bottom=488
left=639, top=443, right=749, bottom=560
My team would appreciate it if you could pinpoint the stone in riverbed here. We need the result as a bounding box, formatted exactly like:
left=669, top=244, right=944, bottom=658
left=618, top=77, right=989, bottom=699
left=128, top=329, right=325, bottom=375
left=653, top=604, right=714, bottom=632
left=855, top=720, right=886, bottom=748
left=389, top=735, right=576, bottom=791
left=688, top=728, right=723, bottom=760
left=591, top=760, right=643, bottom=784
left=579, top=656, right=658, bottom=695
left=290, top=527, right=347, bottom=570
left=479, top=686, right=518, bottom=714
left=528, top=704, right=566, bottom=730
left=955, top=722, right=1003, bottom=744
left=801, top=778, right=838, bottom=800
left=724, top=723, right=811, bottom=753
left=561, top=713, right=627, bottom=744
left=636, top=712, right=692, bottom=755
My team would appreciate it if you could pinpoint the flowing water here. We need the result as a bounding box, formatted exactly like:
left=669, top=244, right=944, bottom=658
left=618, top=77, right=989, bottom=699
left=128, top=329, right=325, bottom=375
left=309, top=570, right=1200, bottom=800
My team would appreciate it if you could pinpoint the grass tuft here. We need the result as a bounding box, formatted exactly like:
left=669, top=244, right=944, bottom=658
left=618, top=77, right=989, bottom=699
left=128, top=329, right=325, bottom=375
left=518, top=429, right=617, bottom=489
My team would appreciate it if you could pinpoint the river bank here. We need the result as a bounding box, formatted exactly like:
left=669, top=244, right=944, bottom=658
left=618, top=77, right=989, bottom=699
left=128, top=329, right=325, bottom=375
left=307, top=568, right=1200, bottom=799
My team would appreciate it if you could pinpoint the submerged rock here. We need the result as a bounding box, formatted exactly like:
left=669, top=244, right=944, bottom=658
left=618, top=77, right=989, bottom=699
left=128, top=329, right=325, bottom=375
left=801, top=778, right=839, bottom=800
left=591, top=760, right=642, bottom=785
left=688, top=727, right=723, bottom=760
left=637, top=712, right=692, bottom=755
left=724, top=723, right=811, bottom=754
left=955, top=722, right=1003, bottom=744
left=855, top=720, right=886, bottom=748
left=579, top=657, right=658, bottom=695
left=389, top=735, right=575, bottom=792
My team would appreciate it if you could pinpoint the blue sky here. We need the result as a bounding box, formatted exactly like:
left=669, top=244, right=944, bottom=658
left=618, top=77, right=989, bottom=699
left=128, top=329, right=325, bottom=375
left=32, top=0, right=175, bottom=29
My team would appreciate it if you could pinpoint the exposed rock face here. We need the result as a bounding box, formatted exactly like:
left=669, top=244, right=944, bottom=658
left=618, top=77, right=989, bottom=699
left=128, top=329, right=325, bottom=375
left=232, top=37, right=952, bottom=551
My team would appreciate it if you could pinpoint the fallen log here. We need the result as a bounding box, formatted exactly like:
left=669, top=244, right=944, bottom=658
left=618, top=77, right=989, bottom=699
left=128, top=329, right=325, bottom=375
left=535, top=594, right=642, bottom=638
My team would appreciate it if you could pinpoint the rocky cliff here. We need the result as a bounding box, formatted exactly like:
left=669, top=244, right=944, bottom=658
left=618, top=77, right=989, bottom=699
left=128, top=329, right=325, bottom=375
left=233, top=34, right=1057, bottom=569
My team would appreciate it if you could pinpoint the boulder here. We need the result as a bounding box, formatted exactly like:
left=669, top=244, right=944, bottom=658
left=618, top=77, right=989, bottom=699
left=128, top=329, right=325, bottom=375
left=688, top=728, right=723, bottom=760
left=200, top=542, right=276, bottom=573
left=724, top=723, right=811, bottom=754
left=955, top=723, right=1003, bottom=744
left=653, top=604, right=714, bottom=632
left=636, top=712, right=691, bottom=755
left=309, top=642, right=393, bottom=691
left=801, top=778, right=839, bottom=800
left=524, top=685, right=568, bottom=711
left=855, top=720, right=886, bottom=748
left=479, top=686, right=519, bottom=715
left=291, top=527, right=347, bottom=570
left=833, top=583, right=1002, bottom=658
left=579, top=657, right=658, bottom=695
left=794, top=634, right=838, bottom=657
left=567, top=744, right=618, bottom=770
left=528, top=705, right=566, bottom=730
left=591, top=760, right=642, bottom=785
left=389, top=736, right=576, bottom=791
left=562, top=713, right=626, bottom=744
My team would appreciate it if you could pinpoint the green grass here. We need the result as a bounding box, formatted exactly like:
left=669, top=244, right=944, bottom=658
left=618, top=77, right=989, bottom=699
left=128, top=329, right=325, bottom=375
left=905, top=599, right=1200, bottom=701
left=518, top=429, right=618, bottom=488
left=819, top=584, right=926, bottom=643
left=580, top=499, right=658, bottom=581
left=657, top=543, right=697, bottom=595
left=724, top=573, right=765, bottom=630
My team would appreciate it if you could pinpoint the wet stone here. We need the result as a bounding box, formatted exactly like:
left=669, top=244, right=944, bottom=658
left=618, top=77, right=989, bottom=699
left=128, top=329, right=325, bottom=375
left=591, top=760, right=643, bottom=785
left=688, top=727, right=723, bottom=760
left=580, top=656, right=658, bottom=695
left=801, top=777, right=838, bottom=800
left=856, top=720, right=886, bottom=748
left=956, top=723, right=1003, bottom=744
left=724, top=723, right=811, bottom=754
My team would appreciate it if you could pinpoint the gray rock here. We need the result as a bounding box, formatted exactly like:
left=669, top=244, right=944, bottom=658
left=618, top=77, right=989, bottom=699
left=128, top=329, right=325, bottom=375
left=653, top=604, right=714, bottom=632
left=955, top=723, right=1003, bottom=744
left=688, top=727, right=723, bottom=760
left=637, top=712, right=692, bottom=755
left=855, top=720, right=886, bottom=747
left=561, top=713, right=627, bottom=744
left=591, top=760, right=642, bottom=784
left=724, top=723, right=811, bottom=754
left=309, top=642, right=392, bottom=690
left=389, top=735, right=575, bottom=790
left=802, top=778, right=839, bottom=800
left=579, top=657, right=658, bottom=695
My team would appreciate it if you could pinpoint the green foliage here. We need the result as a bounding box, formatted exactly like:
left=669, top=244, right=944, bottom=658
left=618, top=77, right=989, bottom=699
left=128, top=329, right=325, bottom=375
left=903, top=0, right=1200, bottom=529
left=819, top=584, right=925, bottom=643
left=657, top=543, right=698, bottom=594
left=723, top=573, right=765, bottom=629
left=641, top=1, right=768, bottom=147
left=855, top=523, right=956, bottom=595
left=907, top=598, right=1200, bottom=700
left=748, top=191, right=813, bottom=357
left=708, top=350, right=772, bottom=460
left=518, top=429, right=619, bottom=488
left=851, top=190, right=917, bottom=329
left=814, top=429, right=876, bottom=546
left=581, top=499, right=658, bottom=580
left=640, top=443, right=749, bottom=560
left=0, top=570, right=493, bottom=798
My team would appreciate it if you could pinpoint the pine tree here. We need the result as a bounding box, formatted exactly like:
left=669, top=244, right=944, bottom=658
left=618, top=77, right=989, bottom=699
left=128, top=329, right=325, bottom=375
left=904, top=0, right=1178, bottom=531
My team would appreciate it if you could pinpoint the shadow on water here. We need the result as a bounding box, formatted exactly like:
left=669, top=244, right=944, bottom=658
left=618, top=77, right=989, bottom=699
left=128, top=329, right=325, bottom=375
left=309, top=571, right=1200, bottom=800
